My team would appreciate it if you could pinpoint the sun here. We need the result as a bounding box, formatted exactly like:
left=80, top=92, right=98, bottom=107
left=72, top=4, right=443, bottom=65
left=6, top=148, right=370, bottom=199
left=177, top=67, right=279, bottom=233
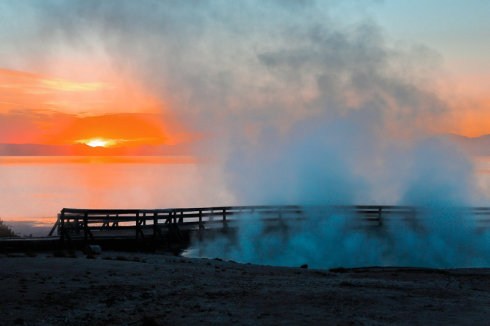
left=78, top=138, right=117, bottom=148
left=86, top=138, right=109, bottom=148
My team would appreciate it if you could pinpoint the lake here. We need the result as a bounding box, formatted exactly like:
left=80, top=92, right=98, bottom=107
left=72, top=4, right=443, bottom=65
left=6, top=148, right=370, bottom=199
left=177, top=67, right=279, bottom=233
left=2, top=155, right=490, bottom=235
left=0, top=156, right=234, bottom=235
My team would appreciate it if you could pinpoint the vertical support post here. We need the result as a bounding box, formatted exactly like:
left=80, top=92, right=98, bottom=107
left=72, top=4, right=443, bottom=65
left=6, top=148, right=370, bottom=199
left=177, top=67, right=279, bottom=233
left=198, top=209, right=204, bottom=242
left=75, top=218, right=80, bottom=235
left=199, top=209, right=203, bottom=229
left=136, top=212, right=140, bottom=239
left=59, top=210, right=66, bottom=242
left=153, top=212, right=158, bottom=239
left=83, top=212, right=89, bottom=242
left=223, top=208, right=228, bottom=230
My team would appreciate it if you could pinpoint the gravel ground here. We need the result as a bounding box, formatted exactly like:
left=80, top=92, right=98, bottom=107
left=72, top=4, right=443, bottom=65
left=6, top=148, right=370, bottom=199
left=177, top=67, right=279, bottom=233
left=1, top=252, right=490, bottom=325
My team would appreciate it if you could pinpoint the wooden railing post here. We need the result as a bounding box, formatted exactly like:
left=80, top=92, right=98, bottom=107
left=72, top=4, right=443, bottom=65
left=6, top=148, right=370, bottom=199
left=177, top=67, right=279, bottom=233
left=223, top=208, right=228, bottom=230
left=199, top=210, right=203, bottom=229
left=59, top=210, right=65, bottom=241
left=135, top=212, right=141, bottom=239
left=83, top=212, right=88, bottom=242
left=153, top=212, right=158, bottom=239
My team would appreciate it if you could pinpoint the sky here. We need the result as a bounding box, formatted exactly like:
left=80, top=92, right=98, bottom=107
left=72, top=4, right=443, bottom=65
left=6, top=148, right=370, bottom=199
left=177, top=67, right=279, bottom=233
left=373, top=0, right=490, bottom=135
left=0, top=0, right=489, bottom=156
left=374, top=0, right=490, bottom=79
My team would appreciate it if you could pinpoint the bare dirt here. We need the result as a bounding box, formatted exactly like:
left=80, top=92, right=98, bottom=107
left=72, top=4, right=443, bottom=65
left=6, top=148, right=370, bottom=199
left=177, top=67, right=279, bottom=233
left=1, top=252, right=490, bottom=325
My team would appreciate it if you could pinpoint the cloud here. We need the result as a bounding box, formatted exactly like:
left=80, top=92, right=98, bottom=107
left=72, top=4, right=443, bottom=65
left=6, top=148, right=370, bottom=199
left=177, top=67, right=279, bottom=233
left=0, top=1, right=448, bottom=133
left=0, top=109, right=193, bottom=150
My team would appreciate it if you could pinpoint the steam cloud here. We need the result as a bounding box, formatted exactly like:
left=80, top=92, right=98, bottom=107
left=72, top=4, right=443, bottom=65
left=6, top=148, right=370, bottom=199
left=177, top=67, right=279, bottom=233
left=1, top=1, right=488, bottom=267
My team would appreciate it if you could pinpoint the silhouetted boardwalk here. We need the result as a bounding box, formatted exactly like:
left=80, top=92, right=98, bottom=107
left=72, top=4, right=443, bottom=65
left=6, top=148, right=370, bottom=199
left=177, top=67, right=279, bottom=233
left=50, top=206, right=303, bottom=243
left=49, top=205, right=490, bottom=246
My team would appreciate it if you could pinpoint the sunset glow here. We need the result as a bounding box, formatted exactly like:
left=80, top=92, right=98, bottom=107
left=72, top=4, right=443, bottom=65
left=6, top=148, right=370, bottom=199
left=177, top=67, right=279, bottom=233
left=80, top=138, right=118, bottom=148
left=0, top=67, right=196, bottom=156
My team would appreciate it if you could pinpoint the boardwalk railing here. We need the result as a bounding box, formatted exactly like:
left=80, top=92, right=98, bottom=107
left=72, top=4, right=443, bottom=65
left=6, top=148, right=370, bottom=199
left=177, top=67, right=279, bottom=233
left=49, top=205, right=490, bottom=243
left=49, top=205, right=304, bottom=242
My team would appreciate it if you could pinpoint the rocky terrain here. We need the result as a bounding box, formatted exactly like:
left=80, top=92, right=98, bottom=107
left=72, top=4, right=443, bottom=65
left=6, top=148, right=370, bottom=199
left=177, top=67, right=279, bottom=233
left=1, top=252, right=490, bottom=325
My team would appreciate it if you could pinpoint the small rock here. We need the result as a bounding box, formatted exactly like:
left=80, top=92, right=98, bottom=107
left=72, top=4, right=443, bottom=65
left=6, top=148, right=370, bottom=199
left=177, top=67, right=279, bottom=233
left=300, top=264, right=308, bottom=269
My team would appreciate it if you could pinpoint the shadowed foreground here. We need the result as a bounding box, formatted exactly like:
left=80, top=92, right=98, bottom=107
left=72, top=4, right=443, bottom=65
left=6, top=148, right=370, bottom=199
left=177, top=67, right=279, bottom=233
left=1, top=253, right=490, bottom=325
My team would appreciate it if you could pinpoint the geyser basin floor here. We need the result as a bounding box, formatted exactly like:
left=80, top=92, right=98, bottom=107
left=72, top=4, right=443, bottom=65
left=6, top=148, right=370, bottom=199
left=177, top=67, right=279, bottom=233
left=1, top=253, right=490, bottom=325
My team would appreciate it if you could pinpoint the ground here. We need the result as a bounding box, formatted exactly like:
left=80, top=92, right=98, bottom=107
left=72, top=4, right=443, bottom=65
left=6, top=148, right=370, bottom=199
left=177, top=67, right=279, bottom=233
left=1, top=252, right=490, bottom=325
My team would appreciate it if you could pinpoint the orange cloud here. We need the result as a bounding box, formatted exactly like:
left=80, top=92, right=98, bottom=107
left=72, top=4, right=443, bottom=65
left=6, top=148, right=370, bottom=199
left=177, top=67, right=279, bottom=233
left=0, top=68, right=196, bottom=154
left=48, top=113, right=192, bottom=146
left=448, top=102, right=490, bottom=138
left=40, top=79, right=107, bottom=92
left=0, top=67, right=163, bottom=116
left=436, top=73, right=490, bottom=137
left=0, top=110, right=194, bottom=146
left=0, top=68, right=107, bottom=113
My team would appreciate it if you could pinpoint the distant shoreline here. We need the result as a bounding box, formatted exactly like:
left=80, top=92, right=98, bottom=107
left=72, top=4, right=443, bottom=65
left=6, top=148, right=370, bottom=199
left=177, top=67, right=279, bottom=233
left=2, top=220, right=53, bottom=237
left=0, top=155, right=198, bottom=165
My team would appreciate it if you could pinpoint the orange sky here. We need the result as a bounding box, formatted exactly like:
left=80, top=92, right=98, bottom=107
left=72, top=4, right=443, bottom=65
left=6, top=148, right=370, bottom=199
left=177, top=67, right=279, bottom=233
left=0, top=68, right=195, bottom=154
left=0, top=65, right=489, bottom=157
left=441, top=73, right=490, bottom=138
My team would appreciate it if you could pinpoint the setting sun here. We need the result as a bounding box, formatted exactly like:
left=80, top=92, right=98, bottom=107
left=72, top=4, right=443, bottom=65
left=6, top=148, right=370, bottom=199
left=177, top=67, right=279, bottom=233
left=79, top=138, right=117, bottom=148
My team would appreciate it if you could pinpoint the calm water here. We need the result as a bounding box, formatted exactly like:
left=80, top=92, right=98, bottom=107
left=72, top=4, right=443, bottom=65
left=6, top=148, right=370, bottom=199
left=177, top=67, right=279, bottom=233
left=0, top=156, right=233, bottom=234
left=2, top=155, right=490, bottom=235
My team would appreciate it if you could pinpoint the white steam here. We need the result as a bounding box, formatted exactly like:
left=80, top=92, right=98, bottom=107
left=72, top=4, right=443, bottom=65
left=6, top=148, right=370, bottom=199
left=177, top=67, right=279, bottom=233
left=192, top=121, right=490, bottom=268
left=193, top=207, right=490, bottom=268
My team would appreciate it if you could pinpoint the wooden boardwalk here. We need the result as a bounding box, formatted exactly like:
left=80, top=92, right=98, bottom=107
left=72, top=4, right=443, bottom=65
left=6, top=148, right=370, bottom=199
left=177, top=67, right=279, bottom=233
left=50, top=206, right=303, bottom=243
left=49, top=205, right=490, bottom=246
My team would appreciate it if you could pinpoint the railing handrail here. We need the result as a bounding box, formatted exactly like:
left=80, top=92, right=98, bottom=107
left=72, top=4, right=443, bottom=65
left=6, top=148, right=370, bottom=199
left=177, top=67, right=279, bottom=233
left=60, top=204, right=490, bottom=216
left=51, top=205, right=490, bottom=239
left=60, top=205, right=303, bottom=214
